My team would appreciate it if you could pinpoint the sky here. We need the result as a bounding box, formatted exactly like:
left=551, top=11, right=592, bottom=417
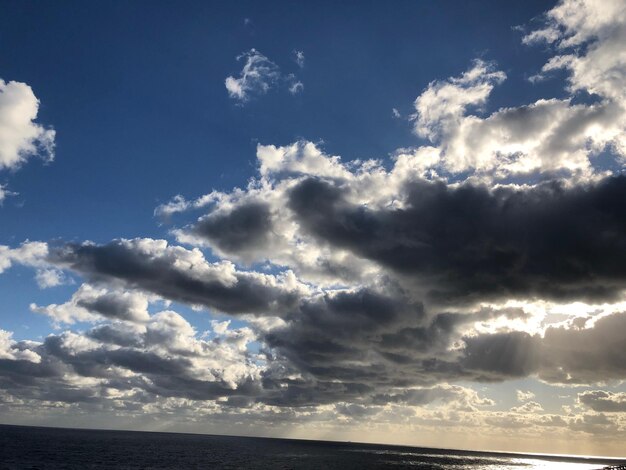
left=1, top=0, right=626, bottom=458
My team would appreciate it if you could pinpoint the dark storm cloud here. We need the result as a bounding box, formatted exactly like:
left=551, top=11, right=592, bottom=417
left=0, top=355, right=63, bottom=385
left=288, top=175, right=626, bottom=304
left=260, top=287, right=534, bottom=397
left=3, top=307, right=626, bottom=413
left=263, top=296, right=626, bottom=393
left=192, top=201, right=274, bottom=255
left=6, top=171, right=626, bottom=412
left=264, top=286, right=426, bottom=384
left=49, top=239, right=302, bottom=316
left=259, top=283, right=540, bottom=398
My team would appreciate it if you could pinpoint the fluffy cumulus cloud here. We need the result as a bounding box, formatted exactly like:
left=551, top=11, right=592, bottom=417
left=3, top=0, right=626, bottom=447
left=0, top=241, right=49, bottom=274
left=0, top=79, right=55, bottom=171
left=31, top=283, right=152, bottom=326
left=0, top=77, right=55, bottom=203
left=225, top=49, right=304, bottom=103
left=406, top=0, right=626, bottom=182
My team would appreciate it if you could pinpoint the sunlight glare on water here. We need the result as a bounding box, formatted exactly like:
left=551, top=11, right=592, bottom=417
left=381, top=452, right=608, bottom=469
left=508, top=460, right=601, bottom=470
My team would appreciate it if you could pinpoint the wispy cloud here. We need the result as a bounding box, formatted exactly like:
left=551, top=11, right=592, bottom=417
left=225, top=49, right=280, bottom=102
left=225, top=49, right=305, bottom=103
left=293, top=49, right=305, bottom=68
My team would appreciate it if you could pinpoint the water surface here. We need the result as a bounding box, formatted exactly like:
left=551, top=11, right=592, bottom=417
left=0, top=424, right=623, bottom=469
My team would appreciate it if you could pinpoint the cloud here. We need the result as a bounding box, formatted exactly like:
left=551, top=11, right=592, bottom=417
left=412, top=59, right=507, bottom=142
left=578, top=390, right=626, bottom=412
left=293, top=50, right=305, bottom=68
left=225, top=49, right=280, bottom=102
left=372, top=384, right=494, bottom=410
left=37, top=135, right=626, bottom=411
left=31, top=283, right=152, bottom=325
left=5, top=0, right=626, bottom=444
left=189, top=200, right=275, bottom=263
left=523, top=0, right=626, bottom=102
left=463, top=310, right=626, bottom=384
left=0, top=330, right=41, bottom=363
left=0, top=241, right=49, bottom=274
left=411, top=62, right=625, bottom=180
left=0, top=311, right=263, bottom=405
left=34, top=268, right=67, bottom=289
left=288, top=79, right=304, bottom=95
left=225, top=49, right=305, bottom=103
left=569, top=412, right=620, bottom=435
left=0, top=184, right=17, bottom=204
left=1, top=302, right=502, bottom=412
left=517, top=390, right=536, bottom=402
left=403, top=3, right=626, bottom=182
left=288, top=175, right=626, bottom=304
left=510, top=401, right=543, bottom=413
left=154, top=192, right=219, bottom=219
left=0, top=79, right=55, bottom=171
left=49, top=238, right=308, bottom=316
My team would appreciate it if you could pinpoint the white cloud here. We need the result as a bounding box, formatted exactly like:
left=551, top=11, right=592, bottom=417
left=511, top=401, right=544, bottom=413
left=34, top=268, right=67, bottom=289
left=0, top=79, right=55, bottom=171
left=288, top=80, right=304, bottom=95
left=154, top=192, right=220, bottom=219
left=225, top=49, right=280, bottom=102
left=257, top=141, right=350, bottom=179
left=0, top=241, right=49, bottom=274
left=412, top=59, right=506, bottom=141
left=225, top=49, right=305, bottom=103
left=399, top=2, right=626, bottom=182
left=0, top=329, right=40, bottom=363
left=31, top=283, right=152, bottom=325
left=0, top=183, right=15, bottom=204
left=293, top=50, right=305, bottom=68
left=517, top=390, right=537, bottom=402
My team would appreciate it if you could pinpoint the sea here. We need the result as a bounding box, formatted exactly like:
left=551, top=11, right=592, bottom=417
left=0, top=424, right=624, bottom=469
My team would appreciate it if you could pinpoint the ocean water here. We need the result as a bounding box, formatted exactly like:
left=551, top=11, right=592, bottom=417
left=0, top=424, right=623, bottom=469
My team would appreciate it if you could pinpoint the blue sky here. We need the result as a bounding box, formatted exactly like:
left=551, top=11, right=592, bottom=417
left=1, top=0, right=626, bottom=458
